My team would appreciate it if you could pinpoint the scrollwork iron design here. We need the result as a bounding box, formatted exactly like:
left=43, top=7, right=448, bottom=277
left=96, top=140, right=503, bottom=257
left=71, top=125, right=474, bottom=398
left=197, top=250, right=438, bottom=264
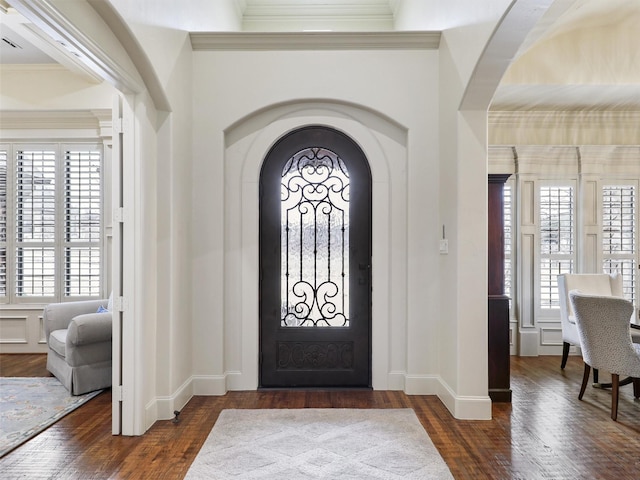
left=281, top=147, right=349, bottom=327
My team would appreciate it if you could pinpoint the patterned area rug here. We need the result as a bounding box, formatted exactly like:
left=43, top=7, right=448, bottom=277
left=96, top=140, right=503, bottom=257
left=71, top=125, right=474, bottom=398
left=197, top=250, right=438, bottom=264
left=185, top=408, right=453, bottom=479
left=0, top=377, right=101, bottom=458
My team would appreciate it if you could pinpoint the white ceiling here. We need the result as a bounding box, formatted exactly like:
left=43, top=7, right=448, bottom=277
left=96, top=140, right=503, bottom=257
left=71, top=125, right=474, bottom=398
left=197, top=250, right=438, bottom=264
left=1, top=0, right=639, bottom=111
left=0, top=3, right=54, bottom=64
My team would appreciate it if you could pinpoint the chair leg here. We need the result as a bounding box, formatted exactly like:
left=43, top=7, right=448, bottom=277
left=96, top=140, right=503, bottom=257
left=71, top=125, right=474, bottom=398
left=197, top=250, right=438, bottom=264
left=611, top=374, right=619, bottom=421
left=561, top=342, right=570, bottom=369
left=579, top=363, right=590, bottom=400
left=633, top=378, right=639, bottom=399
left=593, top=368, right=599, bottom=385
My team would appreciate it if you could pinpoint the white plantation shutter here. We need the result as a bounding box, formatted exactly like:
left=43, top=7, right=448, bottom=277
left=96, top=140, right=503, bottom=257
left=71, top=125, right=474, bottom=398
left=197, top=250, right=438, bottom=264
left=603, top=184, right=637, bottom=305
left=64, top=149, right=101, bottom=296
left=16, top=149, right=56, bottom=297
left=1, top=144, right=102, bottom=303
left=504, top=184, right=512, bottom=300
left=539, top=185, right=574, bottom=308
left=0, top=149, right=6, bottom=299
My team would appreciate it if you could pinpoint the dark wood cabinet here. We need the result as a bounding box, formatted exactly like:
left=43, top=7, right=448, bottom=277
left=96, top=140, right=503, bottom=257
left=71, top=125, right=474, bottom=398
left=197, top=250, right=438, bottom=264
left=488, top=174, right=512, bottom=402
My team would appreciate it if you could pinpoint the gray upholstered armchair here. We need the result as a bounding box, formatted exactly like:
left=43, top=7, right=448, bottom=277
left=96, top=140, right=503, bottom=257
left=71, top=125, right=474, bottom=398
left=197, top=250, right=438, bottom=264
left=44, top=298, right=112, bottom=395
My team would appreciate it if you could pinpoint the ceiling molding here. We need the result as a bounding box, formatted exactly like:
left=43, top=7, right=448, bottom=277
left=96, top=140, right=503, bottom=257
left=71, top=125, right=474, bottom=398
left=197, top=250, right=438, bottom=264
left=242, top=3, right=393, bottom=18
left=0, top=109, right=110, bottom=130
left=190, top=31, right=440, bottom=51
left=489, top=110, right=640, bottom=127
left=489, top=110, right=640, bottom=146
left=0, top=63, right=67, bottom=72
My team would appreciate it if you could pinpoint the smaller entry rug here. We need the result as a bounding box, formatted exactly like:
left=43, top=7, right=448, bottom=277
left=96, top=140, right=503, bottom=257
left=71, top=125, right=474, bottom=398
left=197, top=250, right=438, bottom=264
left=0, top=377, right=101, bottom=457
left=185, top=408, right=454, bottom=479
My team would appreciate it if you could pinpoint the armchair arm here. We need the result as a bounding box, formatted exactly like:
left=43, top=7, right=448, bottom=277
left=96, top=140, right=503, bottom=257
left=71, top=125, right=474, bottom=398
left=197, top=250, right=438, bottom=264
left=67, top=312, right=112, bottom=346
left=44, top=299, right=108, bottom=339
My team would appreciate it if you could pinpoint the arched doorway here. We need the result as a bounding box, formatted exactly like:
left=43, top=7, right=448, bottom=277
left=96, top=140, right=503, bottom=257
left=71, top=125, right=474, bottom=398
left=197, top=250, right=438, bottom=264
left=259, top=126, right=372, bottom=388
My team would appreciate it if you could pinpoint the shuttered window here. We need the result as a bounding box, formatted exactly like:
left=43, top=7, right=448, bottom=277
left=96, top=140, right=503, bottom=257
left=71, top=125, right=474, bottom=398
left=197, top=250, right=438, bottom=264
left=64, top=150, right=101, bottom=296
left=16, top=149, right=57, bottom=297
left=0, top=149, right=6, bottom=299
left=0, top=144, right=102, bottom=303
left=602, top=184, right=637, bottom=306
left=540, top=185, right=574, bottom=308
left=504, top=183, right=512, bottom=300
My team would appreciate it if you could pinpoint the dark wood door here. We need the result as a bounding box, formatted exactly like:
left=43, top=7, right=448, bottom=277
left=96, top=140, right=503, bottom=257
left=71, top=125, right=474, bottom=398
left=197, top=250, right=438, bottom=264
left=259, top=126, right=372, bottom=388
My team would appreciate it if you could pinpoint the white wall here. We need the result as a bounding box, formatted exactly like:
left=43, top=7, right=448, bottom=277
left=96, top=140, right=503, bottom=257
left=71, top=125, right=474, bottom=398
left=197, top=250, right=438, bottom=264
left=190, top=48, right=444, bottom=397
left=437, top=20, right=503, bottom=418
left=124, top=31, right=195, bottom=428
left=224, top=104, right=408, bottom=391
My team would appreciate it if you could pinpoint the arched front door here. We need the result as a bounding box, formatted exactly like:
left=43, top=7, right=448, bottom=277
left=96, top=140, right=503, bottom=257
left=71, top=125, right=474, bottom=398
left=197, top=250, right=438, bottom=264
left=259, top=126, right=372, bottom=388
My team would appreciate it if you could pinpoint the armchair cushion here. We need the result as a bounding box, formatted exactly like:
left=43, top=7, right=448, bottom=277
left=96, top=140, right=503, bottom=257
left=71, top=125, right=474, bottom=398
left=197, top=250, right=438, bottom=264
left=67, top=312, right=112, bottom=346
left=49, top=329, right=68, bottom=357
left=44, top=299, right=108, bottom=339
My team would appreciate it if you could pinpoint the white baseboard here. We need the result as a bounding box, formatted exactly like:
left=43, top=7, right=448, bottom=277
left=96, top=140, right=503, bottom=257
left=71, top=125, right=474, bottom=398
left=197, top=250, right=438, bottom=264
left=192, top=374, right=228, bottom=395
left=404, top=374, right=440, bottom=395
left=144, top=374, right=225, bottom=432
left=143, top=371, right=492, bottom=429
left=405, top=374, right=492, bottom=420
left=150, top=376, right=195, bottom=426
left=144, top=399, right=158, bottom=432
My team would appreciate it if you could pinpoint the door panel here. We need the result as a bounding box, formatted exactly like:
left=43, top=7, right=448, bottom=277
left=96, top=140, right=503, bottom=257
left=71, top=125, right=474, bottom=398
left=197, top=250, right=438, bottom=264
left=259, top=126, right=372, bottom=388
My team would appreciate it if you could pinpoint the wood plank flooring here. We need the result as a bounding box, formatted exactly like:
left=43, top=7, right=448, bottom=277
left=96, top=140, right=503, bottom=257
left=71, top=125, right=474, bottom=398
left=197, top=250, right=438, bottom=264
left=1, top=354, right=639, bottom=479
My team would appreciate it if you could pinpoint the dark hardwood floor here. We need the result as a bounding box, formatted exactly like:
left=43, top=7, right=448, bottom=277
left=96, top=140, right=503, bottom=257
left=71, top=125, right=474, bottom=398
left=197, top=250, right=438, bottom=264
left=1, top=354, right=639, bottom=479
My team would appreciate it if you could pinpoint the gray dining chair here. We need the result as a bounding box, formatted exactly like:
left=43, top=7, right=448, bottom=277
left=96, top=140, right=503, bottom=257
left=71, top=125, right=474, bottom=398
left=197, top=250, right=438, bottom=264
left=557, top=273, right=623, bottom=377
left=569, top=291, right=640, bottom=420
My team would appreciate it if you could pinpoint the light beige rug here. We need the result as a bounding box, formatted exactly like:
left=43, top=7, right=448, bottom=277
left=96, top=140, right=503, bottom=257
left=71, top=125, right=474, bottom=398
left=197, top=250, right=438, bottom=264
left=185, top=408, right=453, bottom=479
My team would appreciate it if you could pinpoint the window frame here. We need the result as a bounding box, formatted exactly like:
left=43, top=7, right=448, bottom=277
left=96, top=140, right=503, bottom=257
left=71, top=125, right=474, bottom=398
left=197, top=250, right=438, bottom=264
left=0, top=142, right=104, bottom=305
left=601, top=179, right=638, bottom=309
left=503, top=179, right=514, bottom=305
left=537, top=180, right=577, bottom=315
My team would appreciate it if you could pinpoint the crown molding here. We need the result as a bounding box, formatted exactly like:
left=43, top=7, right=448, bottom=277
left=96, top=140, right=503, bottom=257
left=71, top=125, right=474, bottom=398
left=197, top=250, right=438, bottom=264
left=489, top=110, right=640, bottom=129
left=0, top=63, right=69, bottom=72
left=0, top=109, right=110, bottom=130
left=243, top=4, right=393, bottom=18
left=190, top=31, right=440, bottom=51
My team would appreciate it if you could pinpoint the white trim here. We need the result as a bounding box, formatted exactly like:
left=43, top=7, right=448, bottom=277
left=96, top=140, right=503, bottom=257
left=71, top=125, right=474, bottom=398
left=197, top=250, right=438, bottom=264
left=490, top=110, right=640, bottom=127
left=224, top=101, right=406, bottom=393
left=192, top=375, right=228, bottom=396
left=404, top=374, right=440, bottom=395
left=151, top=377, right=194, bottom=424
left=190, top=31, right=440, bottom=51
left=422, top=375, right=491, bottom=420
